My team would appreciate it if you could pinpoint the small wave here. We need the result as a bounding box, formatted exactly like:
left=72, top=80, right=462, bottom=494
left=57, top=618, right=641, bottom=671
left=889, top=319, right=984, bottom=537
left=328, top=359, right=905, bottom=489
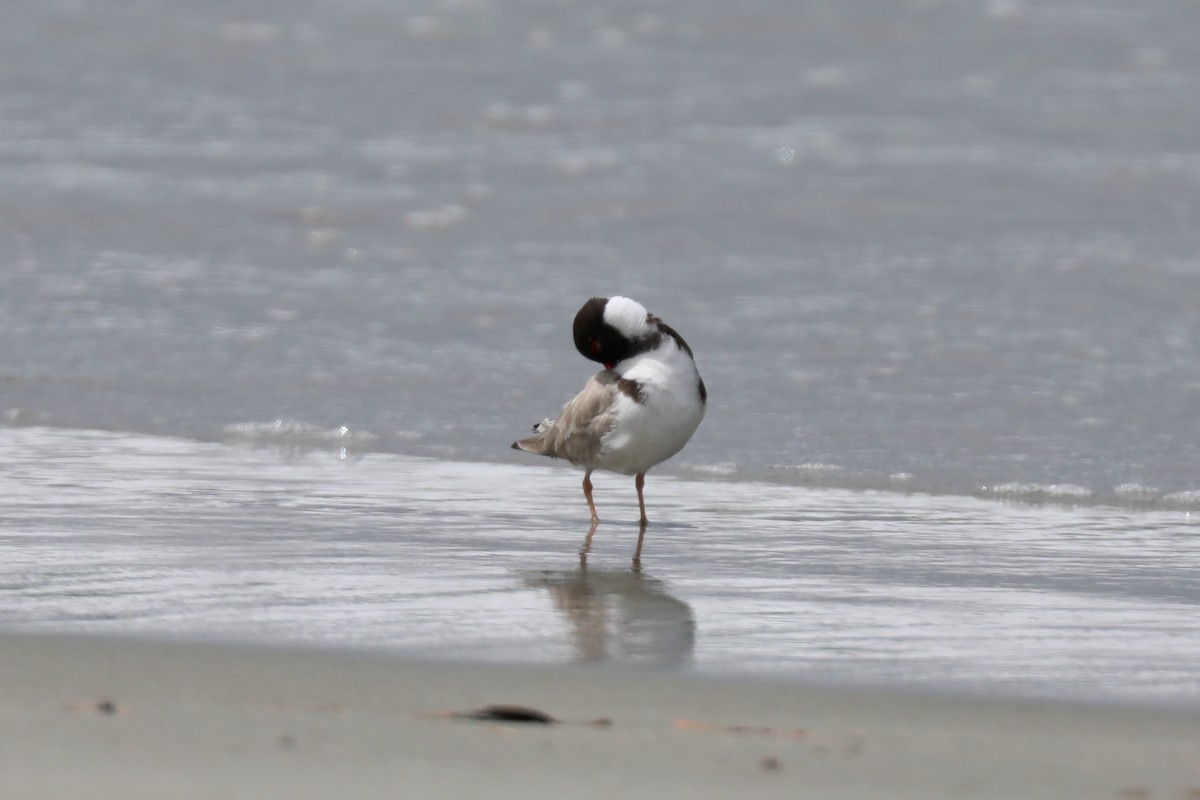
left=1112, top=483, right=1162, bottom=500
left=976, top=481, right=1200, bottom=511
left=220, top=420, right=379, bottom=455
left=684, top=462, right=740, bottom=477
left=768, top=463, right=845, bottom=474
left=980, top=482, right=1095, bottom=503
left=1160, top=490, right=1200, bottom=510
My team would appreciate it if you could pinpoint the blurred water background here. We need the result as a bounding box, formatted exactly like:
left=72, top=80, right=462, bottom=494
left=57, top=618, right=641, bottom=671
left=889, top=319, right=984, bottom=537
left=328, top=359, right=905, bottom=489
left=4, top=0, right=1200, bottom=503
left=2, top=0, right=1199, bottom=703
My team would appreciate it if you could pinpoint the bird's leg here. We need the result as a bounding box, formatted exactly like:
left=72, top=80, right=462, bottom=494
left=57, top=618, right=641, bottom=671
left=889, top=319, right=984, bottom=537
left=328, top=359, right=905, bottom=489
left=635, top=472, right=648, bottom=526
left=582, top=470, right=600, bottom=524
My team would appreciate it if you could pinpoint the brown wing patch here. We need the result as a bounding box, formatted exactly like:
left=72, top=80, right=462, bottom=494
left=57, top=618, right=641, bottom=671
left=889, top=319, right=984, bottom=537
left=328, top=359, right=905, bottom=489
left=513, top=374, right=618, bottom=466
left=616, top=377, right=646, bottom=404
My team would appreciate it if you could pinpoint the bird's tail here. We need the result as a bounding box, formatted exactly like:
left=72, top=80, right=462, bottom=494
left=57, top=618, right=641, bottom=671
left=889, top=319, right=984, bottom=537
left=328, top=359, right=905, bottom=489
left=511, top=419, right=556, bottom=455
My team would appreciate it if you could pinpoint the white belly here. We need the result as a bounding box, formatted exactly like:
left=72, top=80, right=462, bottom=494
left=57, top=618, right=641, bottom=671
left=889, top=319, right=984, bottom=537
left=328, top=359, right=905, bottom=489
left=594, top=376, right=705, bottom=475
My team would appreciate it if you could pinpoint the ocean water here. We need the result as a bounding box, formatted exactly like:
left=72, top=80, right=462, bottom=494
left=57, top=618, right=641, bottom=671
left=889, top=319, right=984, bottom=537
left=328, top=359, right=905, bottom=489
left=3, top=0, right=1200, bottom=703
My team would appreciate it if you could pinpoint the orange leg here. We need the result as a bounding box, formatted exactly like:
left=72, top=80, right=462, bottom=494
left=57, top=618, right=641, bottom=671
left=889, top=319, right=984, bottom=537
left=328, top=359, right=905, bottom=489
left=635, top=472, right=648, bottom=526
left=582, top=470, right=599, bottom=524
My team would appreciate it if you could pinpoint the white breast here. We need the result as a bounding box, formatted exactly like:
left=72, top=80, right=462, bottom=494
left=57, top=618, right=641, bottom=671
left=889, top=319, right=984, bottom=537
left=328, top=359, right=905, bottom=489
left=594, top=339, right=705, bottom=475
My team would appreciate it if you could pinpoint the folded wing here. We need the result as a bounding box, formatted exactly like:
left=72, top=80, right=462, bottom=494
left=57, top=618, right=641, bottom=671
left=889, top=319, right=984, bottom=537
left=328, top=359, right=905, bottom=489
left=511, top=373, right=619, bottom=466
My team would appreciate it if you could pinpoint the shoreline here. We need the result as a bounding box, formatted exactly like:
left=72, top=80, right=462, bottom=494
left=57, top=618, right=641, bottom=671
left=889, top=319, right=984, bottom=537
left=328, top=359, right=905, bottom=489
left=4, top=633, right=1198, bottom=799
left=8, top=422, right=1200, bottom=516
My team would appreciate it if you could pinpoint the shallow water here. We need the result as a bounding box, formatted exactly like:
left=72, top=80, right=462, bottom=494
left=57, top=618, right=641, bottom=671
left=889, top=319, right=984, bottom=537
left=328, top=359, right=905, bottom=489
left=4, top=427, right=1198, bottom=706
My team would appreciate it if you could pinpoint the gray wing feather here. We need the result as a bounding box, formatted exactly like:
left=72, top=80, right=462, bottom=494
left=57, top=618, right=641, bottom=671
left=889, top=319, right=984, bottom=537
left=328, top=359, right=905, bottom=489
left=512, top=373, right=619, bottom=465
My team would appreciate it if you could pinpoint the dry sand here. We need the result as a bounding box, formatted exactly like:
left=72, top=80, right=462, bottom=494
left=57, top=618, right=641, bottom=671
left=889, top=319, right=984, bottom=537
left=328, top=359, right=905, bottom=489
left=2, top=633, right=1198, bottom=799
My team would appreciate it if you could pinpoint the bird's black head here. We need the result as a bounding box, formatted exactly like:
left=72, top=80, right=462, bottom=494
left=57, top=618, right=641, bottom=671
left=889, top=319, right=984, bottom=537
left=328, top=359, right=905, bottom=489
left=572, top=296, right=654, bottom=369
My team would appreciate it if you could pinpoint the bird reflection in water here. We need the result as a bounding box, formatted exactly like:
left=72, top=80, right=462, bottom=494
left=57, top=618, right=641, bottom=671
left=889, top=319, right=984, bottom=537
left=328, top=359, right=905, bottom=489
left=524, top=531, right=695, bottom=666
left=580, top=519, right=648, bottom=568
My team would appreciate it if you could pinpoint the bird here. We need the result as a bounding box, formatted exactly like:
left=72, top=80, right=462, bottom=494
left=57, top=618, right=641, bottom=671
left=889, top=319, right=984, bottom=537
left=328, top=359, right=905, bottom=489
left=512, top=296, right=706, bottom=528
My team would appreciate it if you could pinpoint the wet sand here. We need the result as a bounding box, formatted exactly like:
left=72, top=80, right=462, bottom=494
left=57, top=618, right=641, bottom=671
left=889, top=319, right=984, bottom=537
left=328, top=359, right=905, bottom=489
left=4, top=633, right=1199, bottom=799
